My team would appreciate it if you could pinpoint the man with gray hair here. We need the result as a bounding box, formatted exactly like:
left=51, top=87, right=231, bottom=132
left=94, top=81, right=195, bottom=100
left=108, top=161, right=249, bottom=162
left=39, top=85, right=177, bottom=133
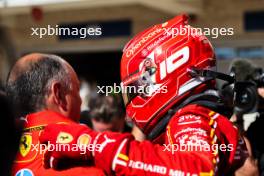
left=7, top=53, right=104, bottom=176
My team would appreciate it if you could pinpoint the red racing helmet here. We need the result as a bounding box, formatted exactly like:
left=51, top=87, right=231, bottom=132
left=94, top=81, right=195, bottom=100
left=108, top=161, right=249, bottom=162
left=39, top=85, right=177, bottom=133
left=120, top=15, right=216, bottom=135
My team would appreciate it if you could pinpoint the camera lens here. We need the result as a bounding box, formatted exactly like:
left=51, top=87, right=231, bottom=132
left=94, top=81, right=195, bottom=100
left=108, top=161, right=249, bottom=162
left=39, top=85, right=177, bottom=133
left=234, top=82, right=258, bottom=114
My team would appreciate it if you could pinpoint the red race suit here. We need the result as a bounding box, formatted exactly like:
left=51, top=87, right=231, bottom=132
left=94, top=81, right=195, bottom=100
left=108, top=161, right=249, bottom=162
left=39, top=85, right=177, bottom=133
left=40, top=105, right=248, bottom=176
left=12, top=110, right=105, bottom=176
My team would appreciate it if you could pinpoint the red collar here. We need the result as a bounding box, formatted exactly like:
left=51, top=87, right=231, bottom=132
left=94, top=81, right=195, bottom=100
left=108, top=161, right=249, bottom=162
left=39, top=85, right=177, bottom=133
left=23, top=110, right=74, bottom=128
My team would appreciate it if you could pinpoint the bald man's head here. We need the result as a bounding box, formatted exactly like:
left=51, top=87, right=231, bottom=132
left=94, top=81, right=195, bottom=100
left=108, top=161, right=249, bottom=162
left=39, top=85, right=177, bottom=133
left=8, top=53, right=44, bottom=83
left=6, top=53, right=73, bottom=116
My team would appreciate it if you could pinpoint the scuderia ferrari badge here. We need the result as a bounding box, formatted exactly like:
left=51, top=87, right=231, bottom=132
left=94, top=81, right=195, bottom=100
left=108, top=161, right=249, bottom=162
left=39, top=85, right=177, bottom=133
left=19, top=133, right=32, bottom=157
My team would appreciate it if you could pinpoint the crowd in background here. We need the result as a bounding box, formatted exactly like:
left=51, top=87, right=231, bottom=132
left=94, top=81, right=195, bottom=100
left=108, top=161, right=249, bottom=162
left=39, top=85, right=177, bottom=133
left=0, top=55, right=263, bottom=175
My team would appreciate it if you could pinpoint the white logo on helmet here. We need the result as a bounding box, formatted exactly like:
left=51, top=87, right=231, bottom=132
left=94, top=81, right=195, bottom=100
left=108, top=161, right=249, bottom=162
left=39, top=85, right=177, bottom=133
left=125, top=28, right=163, bottom=58
left=159, top=46, right=190, bottom=80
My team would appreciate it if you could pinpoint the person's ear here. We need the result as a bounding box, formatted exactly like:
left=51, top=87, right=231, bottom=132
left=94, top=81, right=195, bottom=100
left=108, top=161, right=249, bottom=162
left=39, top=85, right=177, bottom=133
left=51, top=82, right=68, bottom=112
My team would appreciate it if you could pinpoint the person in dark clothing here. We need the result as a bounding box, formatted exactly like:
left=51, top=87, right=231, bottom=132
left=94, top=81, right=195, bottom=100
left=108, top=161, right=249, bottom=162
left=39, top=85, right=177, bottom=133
left=247, top=88, right=264, bottom=176
left=0, top=89, right=21, bottom=176
left=229, top=59, right=263, bottom=175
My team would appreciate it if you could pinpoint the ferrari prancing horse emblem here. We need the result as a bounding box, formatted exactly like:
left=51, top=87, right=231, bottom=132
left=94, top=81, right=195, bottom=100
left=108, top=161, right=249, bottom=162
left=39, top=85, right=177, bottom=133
left=19, top=133, right=32, bottom=157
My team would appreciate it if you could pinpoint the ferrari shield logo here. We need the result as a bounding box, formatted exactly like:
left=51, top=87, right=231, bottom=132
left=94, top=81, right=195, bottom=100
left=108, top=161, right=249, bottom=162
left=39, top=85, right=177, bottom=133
left=57, top=132, right=73, bottom=144
left=19, top=134, right=32, bottom=157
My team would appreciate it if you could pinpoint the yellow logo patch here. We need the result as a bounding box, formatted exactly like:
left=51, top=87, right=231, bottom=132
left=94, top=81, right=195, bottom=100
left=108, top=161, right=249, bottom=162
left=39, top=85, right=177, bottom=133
left=77, top=134, right=91, bottom=147
left=56, top=132, right=73, bottom=144
left=19, top=134, right=32, bottom=157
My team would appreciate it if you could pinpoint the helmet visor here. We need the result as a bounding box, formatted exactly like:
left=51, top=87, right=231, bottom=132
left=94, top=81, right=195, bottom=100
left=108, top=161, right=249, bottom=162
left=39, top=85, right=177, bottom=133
left=121, top=65, right=158, bottom=106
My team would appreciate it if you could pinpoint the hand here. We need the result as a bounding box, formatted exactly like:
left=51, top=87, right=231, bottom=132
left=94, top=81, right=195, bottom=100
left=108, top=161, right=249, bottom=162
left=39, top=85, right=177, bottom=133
left=39, top=123, right=97, bottom=169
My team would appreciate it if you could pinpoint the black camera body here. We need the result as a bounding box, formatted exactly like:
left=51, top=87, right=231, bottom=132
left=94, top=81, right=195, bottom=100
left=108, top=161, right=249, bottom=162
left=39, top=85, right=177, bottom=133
left=189, top=67, right=264, bottom=116
left=234, top=81, right=259, bottom=115
left=254, top=68, right=264, bottom=88
left=233, top=68, right=264, bottom=115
